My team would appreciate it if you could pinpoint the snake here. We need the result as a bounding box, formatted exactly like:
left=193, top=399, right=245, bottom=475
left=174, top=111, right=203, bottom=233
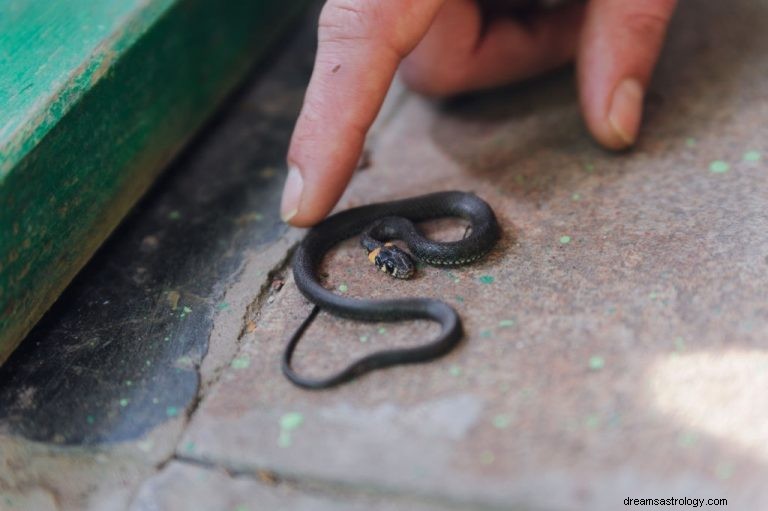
left=283, top=191, right=501, bottom=389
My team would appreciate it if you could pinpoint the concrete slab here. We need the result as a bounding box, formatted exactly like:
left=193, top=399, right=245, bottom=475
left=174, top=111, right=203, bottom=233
left=180, top=0, right=768, bottom=509
left=130, top=462, right=451, bottom=511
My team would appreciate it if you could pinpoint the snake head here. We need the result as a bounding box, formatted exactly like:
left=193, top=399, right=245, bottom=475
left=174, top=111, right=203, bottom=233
left=369, top=243, right=415, bottom=279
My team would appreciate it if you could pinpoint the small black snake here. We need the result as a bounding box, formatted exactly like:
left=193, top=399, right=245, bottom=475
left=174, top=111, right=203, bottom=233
left=283, top=191, right=501, bottom=389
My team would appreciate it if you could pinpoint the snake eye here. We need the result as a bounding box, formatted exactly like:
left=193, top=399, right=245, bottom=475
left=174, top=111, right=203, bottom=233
left=385, top=262, right=394, bottom=273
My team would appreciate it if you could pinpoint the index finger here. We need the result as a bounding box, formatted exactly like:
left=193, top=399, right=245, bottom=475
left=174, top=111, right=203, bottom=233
left=282, top=0, right=446, bottom=226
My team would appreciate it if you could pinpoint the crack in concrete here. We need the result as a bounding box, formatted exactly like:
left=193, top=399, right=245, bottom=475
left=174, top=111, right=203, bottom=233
left=165, top=453, right=518, bottom=511
left=125, top=238, right=300, bottom=510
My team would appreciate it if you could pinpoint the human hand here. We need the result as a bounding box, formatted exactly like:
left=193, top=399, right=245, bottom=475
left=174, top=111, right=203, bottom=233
left=281, top=0, right=677, bottom=226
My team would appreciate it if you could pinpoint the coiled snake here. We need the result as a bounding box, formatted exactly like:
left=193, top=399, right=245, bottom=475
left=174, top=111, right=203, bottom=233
left=283, top=191, right=500, bottom=389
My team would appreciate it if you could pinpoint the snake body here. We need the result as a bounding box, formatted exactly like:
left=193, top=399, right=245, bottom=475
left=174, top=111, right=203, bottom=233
left=284, top=191, right=500, bottom=389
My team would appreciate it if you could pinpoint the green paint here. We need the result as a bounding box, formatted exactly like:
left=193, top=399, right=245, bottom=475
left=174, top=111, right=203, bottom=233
left=685, top=137, right=697, bottom=148
left=479, top=329, right=492, bottom=339
left=216, top=302, right=230, bottom=311
left=559, top=235, right=571, bottom=244
left=278, top=412, right=304, bottom=448
left=0, top=0, right=312, bottom=365
left=648, top=291, right=659, bottom=300
left=455, top=295, right=465, bottom=302
left=231, top=356, right=250, bottom=370
left=280, top=412, right=304, bottom=431
left=449, top=365, right=462, bottom=377
left=480, top=451, right=495, bottom=465
left=184, top=440, right=196, bottom=453
left=278, top=430, right=292, bottom=448
left=168, top=210, right=181, bottom=220
left=492, top=414, right=512, bottom=429
left=743, top=150, right=761, bottom=162
left=119, top=398, right=129, bottom=407
left=588, top=355, right=605, bottom=370
left=377, top=327, right=387, bottom=334
left=678, top=431, right=697, bottom=447
left=716, top=462, right=734, bottom=480
left=478, top=275, right=495, bottom=284
left=359, top=335, right=369, bottom=343
left=674, top=336, right=686, bottom=352
left=125, top=379, right=133, bottom=386
left=571, top=193, right=581, bottom=201
left=584, top=414, right=600, bottom=429
left=583, top=163, right=595, bottom=173
left=446, top=271, right=461, bottom=283
left=166, top=406, right=179, bottom=417
left=709, top=160, right=730, bottom=173
left=338, top=283, right=349, bottom=293
left=86, top=415, right=95, bottom=425
left=498, top=319, right=515, bottom=328
left=182, top=306, right=192, bottom=314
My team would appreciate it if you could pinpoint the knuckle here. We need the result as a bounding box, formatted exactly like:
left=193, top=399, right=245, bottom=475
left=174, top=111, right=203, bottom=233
left=621, top=9, right=672, bottom=42
left=318, top=0, right=379, bottom=44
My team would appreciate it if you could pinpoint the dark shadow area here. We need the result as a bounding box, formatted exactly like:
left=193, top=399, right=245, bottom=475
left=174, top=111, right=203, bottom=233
left=0, top=8, right=318, bottom=445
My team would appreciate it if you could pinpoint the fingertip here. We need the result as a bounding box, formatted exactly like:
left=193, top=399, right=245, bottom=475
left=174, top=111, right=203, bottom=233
left=586, top=77, right=644, bottom=150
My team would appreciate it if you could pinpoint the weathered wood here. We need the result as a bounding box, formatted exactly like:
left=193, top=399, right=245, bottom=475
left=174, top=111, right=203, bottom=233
left=0, top=0, right=309, bottom=363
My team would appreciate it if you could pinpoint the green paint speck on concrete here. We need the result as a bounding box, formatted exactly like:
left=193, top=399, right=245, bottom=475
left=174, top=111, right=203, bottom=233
left=571, top=193, right=581, bottom=201
left=449, top=365, right=462, bottom=377
left=498, top=319, right=515, bottom=328
left=492, top=414, right=512, bottom=429
left=716, top=462, right=734, bottom=480
left=359, top=335, right=369, bottom=343
left=377, top=326, right=387, bottom=334
left=86, top=415, right=95, bottom=425
left=480, top=329, right=492, bottom=339
left=168, top=210, right=181, bottom=220
left=216, top=302, right=230, bottom=311
left=280, top=412, right=304, bottom=431
left=678, top=431, right=698, bottom=447
left=231, top=356, right=250, bottom=369
left=182, top=306, right=192, bottom=314
left=455, top=295, right=465, bottom=302
left=166, top=406, right=179, bottom=417
left=480, top=451, right=495, bottom=465
left=709, top=160, right=730, bottom=173
left=338, top=283, right=349, bottom=293
left=119, top=398, right=129, bottom=407
left=588, top=355, right=605, bottom=370
left=583, top=163, right=595, bottom=173
left=743, top=150, right=762, bottom=162
left=278, top=412, right=305, bottom=448
left=584, top=414, right=600, bottom=429
left=559, top=235, right=571, bottom=244
left=479, top=275, right=494, bottom=284
left=685, top=137, right=697, bottom=148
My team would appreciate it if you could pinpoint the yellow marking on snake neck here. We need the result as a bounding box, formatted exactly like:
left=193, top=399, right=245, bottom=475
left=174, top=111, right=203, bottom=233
left=368, top=247, right=381, bottom=264
left=384, top=242, right=394, bottom=247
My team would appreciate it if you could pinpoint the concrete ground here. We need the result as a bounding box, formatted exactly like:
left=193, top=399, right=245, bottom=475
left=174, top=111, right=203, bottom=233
left=2, top=1, right=768, bottom=510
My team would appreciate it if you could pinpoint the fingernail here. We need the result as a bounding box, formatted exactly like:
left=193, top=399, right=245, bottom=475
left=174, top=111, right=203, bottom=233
left=608, top=78, right=644, bottom=147
left=281, top=165, right=303, bottom=222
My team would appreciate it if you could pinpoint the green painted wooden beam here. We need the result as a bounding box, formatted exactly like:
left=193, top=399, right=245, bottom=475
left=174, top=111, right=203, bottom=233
left=0, top=0, right=309, bottom=364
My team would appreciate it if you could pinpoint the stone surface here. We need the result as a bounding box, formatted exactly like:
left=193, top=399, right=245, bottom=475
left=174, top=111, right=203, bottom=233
left=180, top=0, right=768, bottom=509
left=4, top=0, right=768, bottom=509
left=130, top=462, right=450, bottom=511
